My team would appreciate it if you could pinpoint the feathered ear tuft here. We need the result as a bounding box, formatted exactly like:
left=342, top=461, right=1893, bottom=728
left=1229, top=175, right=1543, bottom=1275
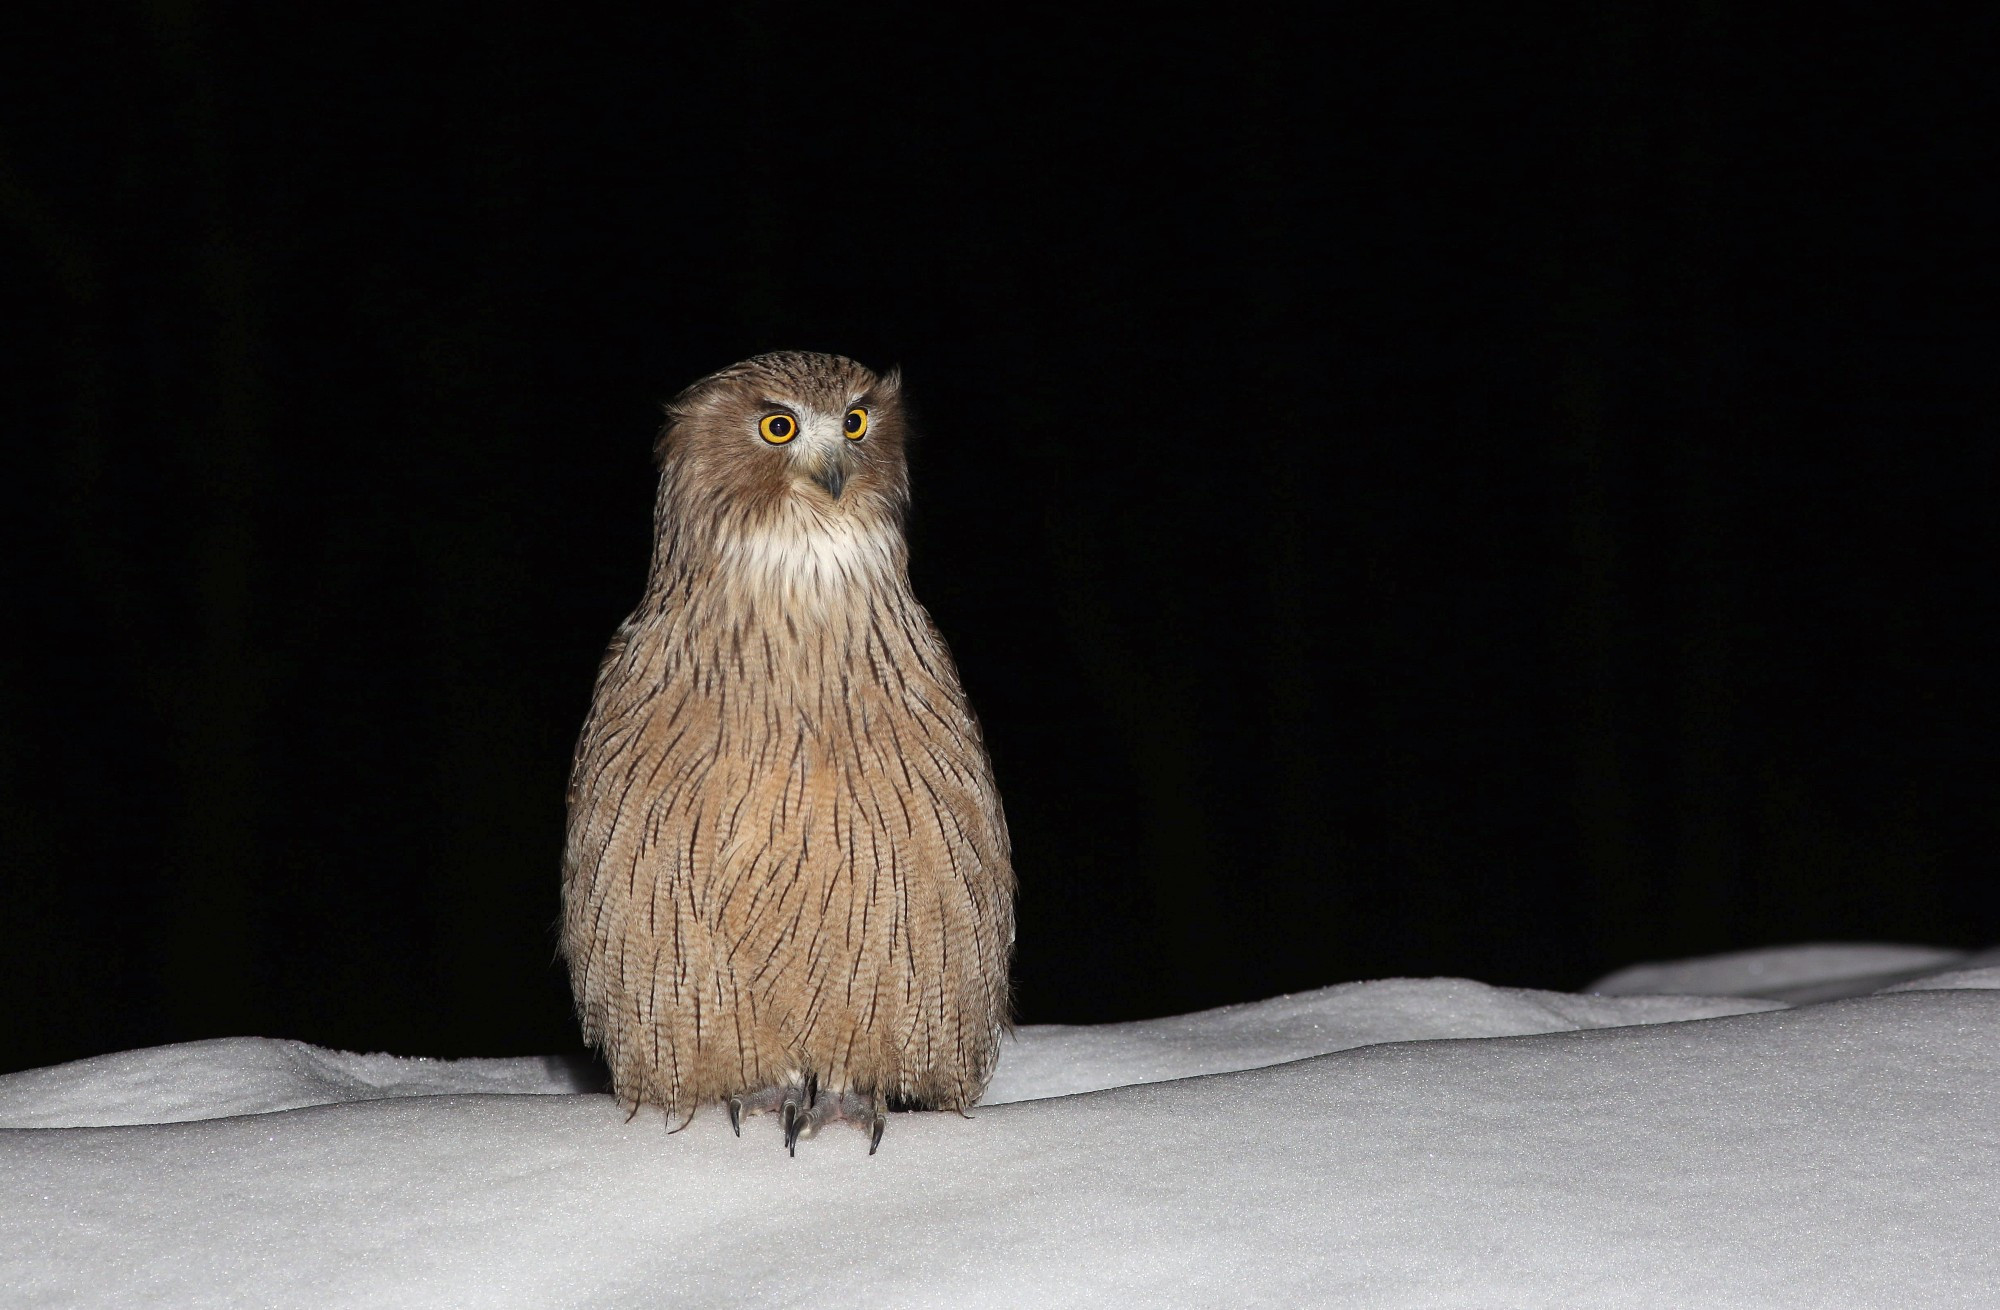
left=655, top=371, right=731, bottom=462
left=661, top=375, right=719, bottom=424
left=875, top=366, right=904, bottom=398
left=654, top=395, right=701, bottom=464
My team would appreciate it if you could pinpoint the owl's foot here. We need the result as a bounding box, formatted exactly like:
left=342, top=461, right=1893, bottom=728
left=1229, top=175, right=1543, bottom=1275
left=726, top=1078, right=889, bottom=1156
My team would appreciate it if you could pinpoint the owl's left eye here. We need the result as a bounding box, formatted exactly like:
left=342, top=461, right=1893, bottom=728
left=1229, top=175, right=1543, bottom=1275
left=758, top=413, right=797, bottom=444
left=843, top=408, right=869, bottom=440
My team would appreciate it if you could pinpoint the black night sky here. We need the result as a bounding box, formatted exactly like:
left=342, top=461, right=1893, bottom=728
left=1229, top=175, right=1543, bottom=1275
left=2, top=5, right=1992, bottom=1076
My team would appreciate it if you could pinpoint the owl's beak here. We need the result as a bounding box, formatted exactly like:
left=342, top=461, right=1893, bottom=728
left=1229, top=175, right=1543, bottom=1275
left=809, top=452, right=850, bottom=501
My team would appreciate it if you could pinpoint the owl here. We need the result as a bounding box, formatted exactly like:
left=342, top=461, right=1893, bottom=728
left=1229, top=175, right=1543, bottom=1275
left=561, top=351, right=1015, bottom=1154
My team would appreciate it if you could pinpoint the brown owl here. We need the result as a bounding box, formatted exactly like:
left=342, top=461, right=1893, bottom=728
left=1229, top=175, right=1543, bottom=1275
left=561, top=351, right=1015, bottom=1154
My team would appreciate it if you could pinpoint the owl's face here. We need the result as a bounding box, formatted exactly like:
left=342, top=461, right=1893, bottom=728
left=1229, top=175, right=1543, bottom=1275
left=662, top=352, right=908, bottom=525
left=656, top=353, right=912, bottom=593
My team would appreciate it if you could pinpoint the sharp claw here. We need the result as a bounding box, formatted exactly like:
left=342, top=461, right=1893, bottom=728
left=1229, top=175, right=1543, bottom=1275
left=738, top=1079, right=879, bottom=1155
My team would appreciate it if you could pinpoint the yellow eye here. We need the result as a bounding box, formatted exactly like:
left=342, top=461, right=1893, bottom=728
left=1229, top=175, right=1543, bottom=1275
left=758, top=413, right=797, bottom=444
left=843, top=407, right=869, bottom=440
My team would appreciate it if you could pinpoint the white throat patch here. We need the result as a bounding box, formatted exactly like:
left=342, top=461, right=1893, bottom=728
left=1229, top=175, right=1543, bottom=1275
left=721, top=501, right=899, bottom=608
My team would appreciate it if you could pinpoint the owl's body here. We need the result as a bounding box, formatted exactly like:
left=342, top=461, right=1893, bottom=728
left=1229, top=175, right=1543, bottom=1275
left=561, top=353, right=1013, bottom=1151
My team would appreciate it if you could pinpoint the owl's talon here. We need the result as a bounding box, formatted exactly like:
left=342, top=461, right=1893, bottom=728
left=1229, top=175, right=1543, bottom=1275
left=781, top=1098, right=803, bottom=1155
left=725, top=1081, right=888, bottom=1154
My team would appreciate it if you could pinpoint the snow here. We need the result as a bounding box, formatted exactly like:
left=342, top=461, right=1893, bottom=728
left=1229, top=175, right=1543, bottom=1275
left=1587, top=941, right=1987, bottom=1003
left=4, top=945, right=1997, bottom=1307
left=0, top=1040, right=596, bottom=1132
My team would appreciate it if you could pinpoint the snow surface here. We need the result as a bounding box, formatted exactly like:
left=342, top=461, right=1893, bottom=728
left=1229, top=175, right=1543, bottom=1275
left=1588, top=941, right=1991, bottom=1003
left=4, top=943, right=1997, bottom=1307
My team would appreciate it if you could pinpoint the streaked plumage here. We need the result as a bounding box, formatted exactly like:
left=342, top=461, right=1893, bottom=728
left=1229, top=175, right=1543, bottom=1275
left=561, top=352, right=1014, bottom=1153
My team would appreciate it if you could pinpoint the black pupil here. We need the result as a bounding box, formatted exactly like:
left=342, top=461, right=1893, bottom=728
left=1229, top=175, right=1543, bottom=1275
left=772, top=417, right=791, bottom=436
left=844, top=411, right=862, bottom=432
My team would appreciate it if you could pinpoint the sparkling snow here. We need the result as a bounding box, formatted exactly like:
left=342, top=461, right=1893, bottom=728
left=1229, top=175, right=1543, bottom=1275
left=4, top=943, right=1996, bottom=1307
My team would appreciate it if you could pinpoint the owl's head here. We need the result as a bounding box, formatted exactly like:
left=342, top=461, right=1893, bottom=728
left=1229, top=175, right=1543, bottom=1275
left=653, top=352, right=912, bottom=593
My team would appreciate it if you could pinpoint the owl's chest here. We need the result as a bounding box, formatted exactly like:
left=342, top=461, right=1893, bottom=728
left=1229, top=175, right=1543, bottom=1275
left=632, top=659, right=914, bottom=820
left=658, top=658, right=869, bottom=753
left=643, top=687, right=939, bottom=919
left=603, top=610, right=983, bottom=860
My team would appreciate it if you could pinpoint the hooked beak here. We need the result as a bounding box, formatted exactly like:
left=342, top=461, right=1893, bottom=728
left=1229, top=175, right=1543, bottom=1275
left=810, top=450, right=850, bottom=501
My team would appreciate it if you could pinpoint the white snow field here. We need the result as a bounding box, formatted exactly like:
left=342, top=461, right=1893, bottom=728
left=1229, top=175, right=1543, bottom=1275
left=3, top=943, right=1996, bottom=1308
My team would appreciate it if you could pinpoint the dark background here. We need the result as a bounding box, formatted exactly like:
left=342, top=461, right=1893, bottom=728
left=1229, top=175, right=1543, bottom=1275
left=2, top=4, right=1992, bottom=1076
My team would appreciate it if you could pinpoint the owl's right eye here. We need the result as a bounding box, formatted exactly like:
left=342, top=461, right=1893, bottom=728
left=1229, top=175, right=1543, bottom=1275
left=758, top=414, right=797, bottom=444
